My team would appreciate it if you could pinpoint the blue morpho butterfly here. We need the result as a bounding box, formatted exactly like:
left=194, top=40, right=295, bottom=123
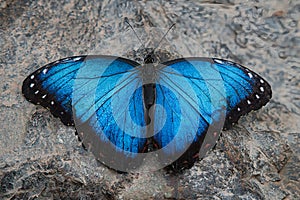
left=22, top=26, right=272, bottom=172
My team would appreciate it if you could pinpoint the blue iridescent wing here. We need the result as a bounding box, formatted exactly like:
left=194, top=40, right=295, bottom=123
left=154, top=57, right=272, bottom=169
left=22, top=55, right=148, bottom=171
left=22, top=56, right=86, bottom=125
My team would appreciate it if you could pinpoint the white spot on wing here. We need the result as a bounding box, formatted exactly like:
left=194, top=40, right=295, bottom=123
left=42, top=94, right=47, bottom=99
left=247, top=100, right=251, bottom=104
left=214, top=59, right=223, bottom=64
left=30, top=75, right=35, bottom=79
left=35, top=90, right=39, bottom=94
left=30, top=83, right=35, bottom=88
left=260, top=87, right=264, bottom=92
left=51, top=101, right=54, bottom=105
left=260, top=79, right=264, bottom=83
left=248, top=72, right=253, bottom=78
left=237, top=107, right=241, bottom=111
left=43, top=68, right=48, bottom=74
left=73, top=57, right=82, bottom=61
left=60, top=111, right=64, bottom=115
left=256, top=94, right=260, bottom=99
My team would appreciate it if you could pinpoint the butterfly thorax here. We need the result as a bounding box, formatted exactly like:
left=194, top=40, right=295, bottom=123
left=140, top=64, right=160, bottom=84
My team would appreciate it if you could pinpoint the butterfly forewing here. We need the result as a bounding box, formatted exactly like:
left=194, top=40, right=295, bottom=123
left=22, top=56, right=87, bottom=125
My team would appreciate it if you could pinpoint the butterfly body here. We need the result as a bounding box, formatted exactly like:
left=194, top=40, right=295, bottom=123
left=22, top=53, right=272, bottom=172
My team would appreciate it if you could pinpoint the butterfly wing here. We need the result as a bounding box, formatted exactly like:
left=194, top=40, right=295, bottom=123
left=22, top=56, right=87, bottom=125
left=154, top=57, right=271, bottom=169
left=211, top=58, right=272, bottom=128
left=22, top=55, right=148, bottom=171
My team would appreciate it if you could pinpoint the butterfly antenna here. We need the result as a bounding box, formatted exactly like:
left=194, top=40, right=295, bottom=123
left=152, top=23, right=176, bottom=52
left=124, top=18, right=145, bottom=48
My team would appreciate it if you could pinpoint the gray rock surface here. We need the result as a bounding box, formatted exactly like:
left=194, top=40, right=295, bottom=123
left=0, top=0, right=299, bottom=199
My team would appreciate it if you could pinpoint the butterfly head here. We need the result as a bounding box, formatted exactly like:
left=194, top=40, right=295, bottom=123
left=144, top=50, right=158, bottom=64
left=125, top=47, right=180, bottom=64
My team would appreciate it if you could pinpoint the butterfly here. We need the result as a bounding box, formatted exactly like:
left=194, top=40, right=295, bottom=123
left=22, top=48, right=272, bottom=172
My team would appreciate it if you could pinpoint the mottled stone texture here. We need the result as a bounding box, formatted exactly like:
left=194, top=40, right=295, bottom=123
left=0, top=0, right=299, bottom=199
